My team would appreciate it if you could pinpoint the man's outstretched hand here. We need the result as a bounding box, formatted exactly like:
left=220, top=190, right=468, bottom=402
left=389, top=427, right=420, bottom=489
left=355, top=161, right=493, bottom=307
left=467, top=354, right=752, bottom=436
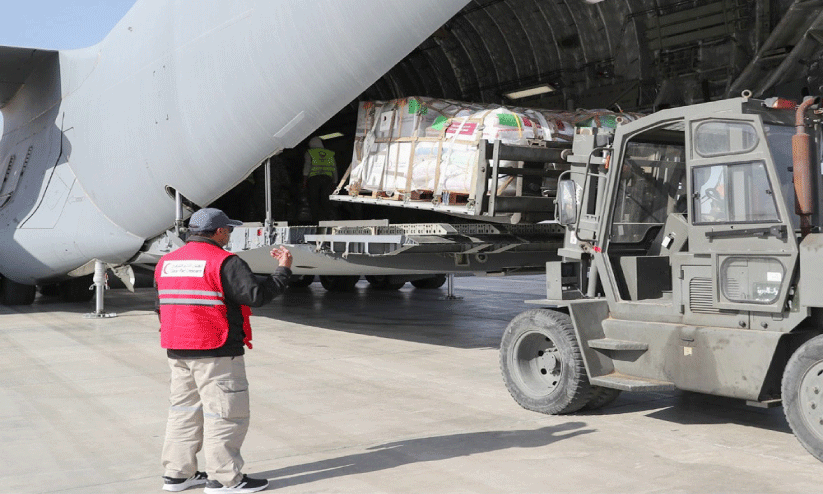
left=270, top=246, right=293, bottom=269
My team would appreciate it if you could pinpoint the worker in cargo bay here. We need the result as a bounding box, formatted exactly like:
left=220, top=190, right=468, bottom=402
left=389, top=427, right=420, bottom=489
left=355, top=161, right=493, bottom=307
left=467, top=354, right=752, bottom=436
left=303, top=137, right=338, bottom=223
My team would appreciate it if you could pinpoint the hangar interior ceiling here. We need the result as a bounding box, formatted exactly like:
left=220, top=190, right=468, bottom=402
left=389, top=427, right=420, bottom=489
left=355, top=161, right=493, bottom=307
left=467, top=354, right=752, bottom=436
left=315, top=0, right=823, bottom=138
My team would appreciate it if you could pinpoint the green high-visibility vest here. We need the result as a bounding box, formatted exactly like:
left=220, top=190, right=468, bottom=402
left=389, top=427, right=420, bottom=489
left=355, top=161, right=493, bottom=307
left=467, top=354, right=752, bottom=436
left=307, top=148, right=336, bottom=178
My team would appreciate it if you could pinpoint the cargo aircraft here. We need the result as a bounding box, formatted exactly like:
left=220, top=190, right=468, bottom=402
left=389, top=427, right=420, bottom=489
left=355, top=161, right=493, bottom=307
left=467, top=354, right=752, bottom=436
left=0, top=0, right=470, bottom=304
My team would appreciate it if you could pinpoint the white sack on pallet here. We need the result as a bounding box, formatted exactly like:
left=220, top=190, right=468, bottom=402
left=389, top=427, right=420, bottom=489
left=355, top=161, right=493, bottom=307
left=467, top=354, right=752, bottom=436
left=372, top=142, right=479, bottom=193
left=347, top=97, right=640, bottom=197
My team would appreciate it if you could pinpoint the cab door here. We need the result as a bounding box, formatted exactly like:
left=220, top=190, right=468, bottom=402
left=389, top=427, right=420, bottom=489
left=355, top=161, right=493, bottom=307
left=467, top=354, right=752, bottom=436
left=596, top=118, right=688, bottom=322
left=682, top=116, right=798, bottom=328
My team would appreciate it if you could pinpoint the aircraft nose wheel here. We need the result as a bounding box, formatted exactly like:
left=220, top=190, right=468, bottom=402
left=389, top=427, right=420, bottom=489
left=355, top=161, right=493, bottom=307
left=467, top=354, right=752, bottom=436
left=782, top=334, right=823, bottom=462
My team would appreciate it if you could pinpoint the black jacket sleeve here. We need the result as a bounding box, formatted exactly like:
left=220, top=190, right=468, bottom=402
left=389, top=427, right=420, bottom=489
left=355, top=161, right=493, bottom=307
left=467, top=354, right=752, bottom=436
left=220, top=255, right=291, bottom=307
left=154, top=275, right=160, bottom=318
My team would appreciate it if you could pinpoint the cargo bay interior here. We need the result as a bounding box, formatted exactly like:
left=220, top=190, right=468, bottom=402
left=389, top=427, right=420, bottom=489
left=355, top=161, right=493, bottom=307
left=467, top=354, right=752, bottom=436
left=210, top=0, right=823, bottom=224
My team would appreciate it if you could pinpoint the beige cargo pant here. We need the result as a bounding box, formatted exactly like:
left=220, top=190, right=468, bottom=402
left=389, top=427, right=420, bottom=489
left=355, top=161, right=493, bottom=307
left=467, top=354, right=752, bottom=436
left=162, top=356, right=250, bottom=487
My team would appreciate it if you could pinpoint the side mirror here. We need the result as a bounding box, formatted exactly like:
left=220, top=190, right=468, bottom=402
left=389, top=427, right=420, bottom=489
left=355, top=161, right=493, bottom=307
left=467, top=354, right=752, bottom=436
left=557, top=179, right=578, bottom=226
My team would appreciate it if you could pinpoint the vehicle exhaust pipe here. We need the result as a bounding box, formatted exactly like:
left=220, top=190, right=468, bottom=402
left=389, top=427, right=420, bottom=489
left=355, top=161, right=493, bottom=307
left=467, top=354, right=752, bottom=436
left=793, top=96, right=819, bottom=237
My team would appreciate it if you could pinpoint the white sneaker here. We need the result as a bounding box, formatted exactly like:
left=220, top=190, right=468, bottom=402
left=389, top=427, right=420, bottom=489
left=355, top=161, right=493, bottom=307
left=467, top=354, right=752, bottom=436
left=203, top=474, right=269, bottom=493
left=162, top=471, right=207, bottom=491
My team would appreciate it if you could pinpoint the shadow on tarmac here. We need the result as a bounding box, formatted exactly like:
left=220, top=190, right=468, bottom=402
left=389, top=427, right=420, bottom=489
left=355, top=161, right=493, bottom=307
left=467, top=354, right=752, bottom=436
left=8, top=275, right=543, bottom=350
left=257, top=281, right=534, bottom=350
left=648, top=391, right=792, bottom=433
left=579, top=390, right=793, bottom=435
left=256, top=423, right=593, bottom=489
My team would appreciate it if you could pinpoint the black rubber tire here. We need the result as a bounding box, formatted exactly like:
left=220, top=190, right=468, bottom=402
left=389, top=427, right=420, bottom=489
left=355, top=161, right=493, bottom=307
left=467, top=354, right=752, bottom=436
left=782, top=334, right=823, bottom=462
left=58, top=275, right=95, bottom=303
left=365, top=275, right=406, bottom=290
left=288, top=275, right=315, bottom=288
left=500, top=308, right=592, bottom=414
left=319, top=275, right=360, bottom=292
left=411, top=274, right=447, bottom=289
left=38, top=284, right=61, bottom=297
left=0, top=276, right=36, bottom=305
left=582, top=386, right=622, bottom=411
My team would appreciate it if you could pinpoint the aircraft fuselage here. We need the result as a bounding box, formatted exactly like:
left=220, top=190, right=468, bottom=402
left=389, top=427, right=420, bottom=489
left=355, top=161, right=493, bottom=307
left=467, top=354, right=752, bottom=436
left=0, top=0, right=469, bottom=284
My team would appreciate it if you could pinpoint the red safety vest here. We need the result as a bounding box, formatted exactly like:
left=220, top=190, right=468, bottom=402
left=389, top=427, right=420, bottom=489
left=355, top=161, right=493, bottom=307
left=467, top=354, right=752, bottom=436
left=155, top=241, right=253, bottom=350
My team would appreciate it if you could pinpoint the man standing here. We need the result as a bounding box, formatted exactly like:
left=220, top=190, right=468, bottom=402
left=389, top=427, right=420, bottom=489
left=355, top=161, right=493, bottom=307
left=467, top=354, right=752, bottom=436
left=303, top=137, right=338, bottom=223
left=155, top=208, right=292, bottom=493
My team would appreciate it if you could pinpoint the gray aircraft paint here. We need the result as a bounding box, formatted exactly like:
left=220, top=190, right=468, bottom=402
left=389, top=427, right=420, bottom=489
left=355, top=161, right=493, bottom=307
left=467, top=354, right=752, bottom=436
left=0, top=0, right=470, bottom=284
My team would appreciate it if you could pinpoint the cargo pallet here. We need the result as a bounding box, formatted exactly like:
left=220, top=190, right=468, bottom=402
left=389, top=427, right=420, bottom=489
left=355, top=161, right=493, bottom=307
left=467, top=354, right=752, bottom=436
left=332, top=139, right=573, bottom=223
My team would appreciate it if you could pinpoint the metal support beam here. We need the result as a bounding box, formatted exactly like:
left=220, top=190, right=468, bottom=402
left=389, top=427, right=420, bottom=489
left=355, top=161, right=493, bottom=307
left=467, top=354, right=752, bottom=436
left=442, top=273, right=463, bottom=300
left=489, top=140, right=501, bottom=216
left=174, top=190, right=184, bottom=236
left=264, top=157, right=273, bottom=242
left=484, top=141, right=571, bottom=162
left=85, top=260, right=117, bottom=319
left=728, top=1, right=823, bottom=97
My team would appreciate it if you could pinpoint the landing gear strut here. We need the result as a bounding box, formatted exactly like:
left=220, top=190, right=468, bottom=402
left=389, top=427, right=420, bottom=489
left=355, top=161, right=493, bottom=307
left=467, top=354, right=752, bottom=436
left=84, top=260, right=116, bottom=318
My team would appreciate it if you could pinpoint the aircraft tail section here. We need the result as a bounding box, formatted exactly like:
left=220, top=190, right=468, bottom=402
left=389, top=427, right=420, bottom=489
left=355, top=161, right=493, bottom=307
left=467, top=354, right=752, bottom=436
left=0, top=46, right=58, bottom=111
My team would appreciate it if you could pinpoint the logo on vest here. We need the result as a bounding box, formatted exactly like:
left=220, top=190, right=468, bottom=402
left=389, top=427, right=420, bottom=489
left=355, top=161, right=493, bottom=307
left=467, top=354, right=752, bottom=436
left=161, top=260, right=207, bottom=277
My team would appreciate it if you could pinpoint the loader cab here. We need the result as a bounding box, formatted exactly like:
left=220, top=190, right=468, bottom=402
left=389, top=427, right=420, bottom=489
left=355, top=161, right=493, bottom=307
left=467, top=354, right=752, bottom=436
left=594, top=119, right=687, bottom=321
left=597, top=100, right=801, bottom=328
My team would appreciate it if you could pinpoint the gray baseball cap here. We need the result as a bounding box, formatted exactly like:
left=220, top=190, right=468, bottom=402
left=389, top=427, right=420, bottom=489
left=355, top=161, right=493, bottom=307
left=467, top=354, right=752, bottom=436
left=187, top=208, right=242, bottom=233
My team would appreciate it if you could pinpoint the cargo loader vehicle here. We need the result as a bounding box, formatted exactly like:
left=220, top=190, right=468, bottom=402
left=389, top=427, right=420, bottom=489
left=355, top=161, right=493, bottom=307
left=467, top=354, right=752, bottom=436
left=498, top=93, right=823, bottom=463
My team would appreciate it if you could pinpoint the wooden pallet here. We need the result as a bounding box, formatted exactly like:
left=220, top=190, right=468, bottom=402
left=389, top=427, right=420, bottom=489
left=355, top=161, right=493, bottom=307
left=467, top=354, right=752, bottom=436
left=440, top=191, right=470, bottom=205
left=407, top=190, right=434, bottom=201
left=348, top=187, right=470, bottom=206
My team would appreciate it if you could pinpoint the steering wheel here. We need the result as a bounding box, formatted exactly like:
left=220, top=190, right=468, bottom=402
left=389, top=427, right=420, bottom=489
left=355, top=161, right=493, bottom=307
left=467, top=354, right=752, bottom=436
left=701, top=187, right=727, bottom=222
left=704, top=188, right=722, bottom=202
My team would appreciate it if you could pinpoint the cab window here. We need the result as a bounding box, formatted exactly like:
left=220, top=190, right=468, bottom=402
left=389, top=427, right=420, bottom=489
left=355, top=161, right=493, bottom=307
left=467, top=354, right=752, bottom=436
left=610, top=137, right=686, bottom=243
left=695, top=121, right=758, bottom=157
left=692, top=162, right=779, bottom=224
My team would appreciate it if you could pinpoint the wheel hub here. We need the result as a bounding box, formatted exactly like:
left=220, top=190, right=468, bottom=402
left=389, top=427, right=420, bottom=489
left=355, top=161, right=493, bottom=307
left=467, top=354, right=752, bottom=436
left=512, top=330, right=562, bottom=398
left=799, top=361, right=823, bottom=438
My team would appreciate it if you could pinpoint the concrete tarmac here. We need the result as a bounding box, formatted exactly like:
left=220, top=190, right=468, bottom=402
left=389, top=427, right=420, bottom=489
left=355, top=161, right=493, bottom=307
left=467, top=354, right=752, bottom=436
left=2, top=275, right=821, bottom=493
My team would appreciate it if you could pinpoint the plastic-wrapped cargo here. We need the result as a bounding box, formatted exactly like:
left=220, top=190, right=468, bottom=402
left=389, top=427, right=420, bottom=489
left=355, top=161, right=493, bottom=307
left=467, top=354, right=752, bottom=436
left=340, top=96, right=640, bottom=214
